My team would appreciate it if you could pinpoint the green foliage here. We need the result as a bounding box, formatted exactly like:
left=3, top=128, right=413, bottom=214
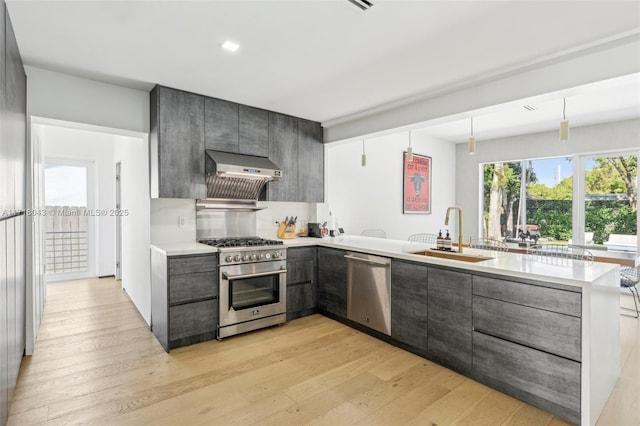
left=585, top=201, right=637, bottom=244
left=526, top=200, right=572, bottom=241
left=527, top=177, right=572, bottom=200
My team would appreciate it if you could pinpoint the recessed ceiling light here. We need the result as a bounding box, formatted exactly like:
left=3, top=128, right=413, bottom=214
left=221, top=40, right=240, bottom=52
left=522, top=104, right=537, bottom=111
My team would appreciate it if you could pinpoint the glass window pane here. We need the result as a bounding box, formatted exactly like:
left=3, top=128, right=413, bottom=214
left=584, top=155, right=637, bottom=251
left=44, top=164, right=87, bottom=207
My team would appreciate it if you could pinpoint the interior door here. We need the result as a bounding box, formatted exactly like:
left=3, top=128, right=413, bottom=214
left=115, top=162, right=121, bottom=280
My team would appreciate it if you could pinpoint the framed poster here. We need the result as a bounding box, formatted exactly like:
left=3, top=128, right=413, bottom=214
left=403, top=152, right=431, bottom=214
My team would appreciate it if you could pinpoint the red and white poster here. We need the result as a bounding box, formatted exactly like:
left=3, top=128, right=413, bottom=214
left=403, top=152, right=431, bottom=214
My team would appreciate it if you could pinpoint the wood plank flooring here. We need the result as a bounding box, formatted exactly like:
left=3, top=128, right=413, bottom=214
left=7, top=277, right=639, bottom=425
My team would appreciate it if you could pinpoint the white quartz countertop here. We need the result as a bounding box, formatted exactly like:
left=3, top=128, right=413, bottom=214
left=282, top=235, right=619, bottom=288
left=151, top=242, right=217, bottom=256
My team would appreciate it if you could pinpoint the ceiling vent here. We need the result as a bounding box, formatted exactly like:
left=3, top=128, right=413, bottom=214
left=347, top=0, right=373, bottom=11
left=522, top=104, right=537, bottom=111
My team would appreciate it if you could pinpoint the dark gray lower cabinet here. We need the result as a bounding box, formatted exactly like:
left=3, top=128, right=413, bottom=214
left=391, top=259, right=428, bottom=353
left=151, top=249, right=218, bottom=351
left=427, top=267, right=472, bottom=375
left=286, top=247, right=317, bottom=320
left=471, top=274, right=582, bottom=423
left=317, top=247, right=347, bottom=318
left=473, top=331, right=581, bottom=424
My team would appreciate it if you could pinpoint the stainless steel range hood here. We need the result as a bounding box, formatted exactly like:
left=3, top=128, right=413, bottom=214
left=197, top=150, right=282, bottom=210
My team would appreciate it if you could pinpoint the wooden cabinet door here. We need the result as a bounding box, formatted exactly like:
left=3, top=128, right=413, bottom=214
left=473, top=331, right=581, bottom=424
left=297, top=119, right=324, bottom=202
left=427, top=267, right=472, bottom=375
left=152, top=86, right=206, bottom=199
left=239, top=105, right=269, bottom=157
left=0, top=220, right=7, bottom=425
left=391, top=260, right=428, bottom=353
left=267, top=112, right=298, bottom=201
left=204, top=97, right=239, bottom=153
left=286, top=247, right=317, bottom=320
left=317, top=247, right=347, bottom=318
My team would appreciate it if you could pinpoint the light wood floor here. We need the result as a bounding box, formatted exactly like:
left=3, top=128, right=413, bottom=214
left=7, top=278, right=639, bottom=426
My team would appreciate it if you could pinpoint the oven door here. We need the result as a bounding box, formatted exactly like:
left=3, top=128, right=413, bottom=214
left=219, top=261, right=287, bottom=328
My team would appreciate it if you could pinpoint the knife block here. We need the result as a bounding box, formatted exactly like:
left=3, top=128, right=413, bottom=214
left=277, top=222, right=296, bottom=239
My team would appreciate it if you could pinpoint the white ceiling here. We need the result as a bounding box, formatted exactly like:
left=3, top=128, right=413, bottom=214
left=6, top=0, right=640, bottom=140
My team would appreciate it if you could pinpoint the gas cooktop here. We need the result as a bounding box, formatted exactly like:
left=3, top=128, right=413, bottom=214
left=198, top=237, right=284, bottom=248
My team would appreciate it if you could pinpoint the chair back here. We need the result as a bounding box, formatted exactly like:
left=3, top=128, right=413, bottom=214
left=526, top=245, right=594, bottom=265
left=361, top=229, right=387, bottom=239
left=469, top=238, right=508, bottom=252
left=408, top=233, right=438, bottom=244
left=621, top=265, right=640, bottom=288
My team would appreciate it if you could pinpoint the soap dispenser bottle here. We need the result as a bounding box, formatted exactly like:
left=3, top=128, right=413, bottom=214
left=444, top=229, right=452, bottom=251
left=437, top=230, right=444, bottom=250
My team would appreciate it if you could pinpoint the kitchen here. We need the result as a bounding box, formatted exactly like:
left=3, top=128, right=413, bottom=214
left=1, top=1, right=639, bottom=425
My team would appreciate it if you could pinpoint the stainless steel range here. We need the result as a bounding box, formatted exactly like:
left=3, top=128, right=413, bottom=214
left=199, top=237, right=287, bottom=339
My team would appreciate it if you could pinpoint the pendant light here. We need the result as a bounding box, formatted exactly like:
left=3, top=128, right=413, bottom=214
left=361, top=140, right=367, bottom=167
left=468, top=117, right=476, bottom=155
left=407, top=130, right=413, bottom=162
left=559, top=97, right=569, bottom=143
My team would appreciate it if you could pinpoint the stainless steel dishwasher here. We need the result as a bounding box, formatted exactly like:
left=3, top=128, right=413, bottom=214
left=344, top=252, right=391, bottom=335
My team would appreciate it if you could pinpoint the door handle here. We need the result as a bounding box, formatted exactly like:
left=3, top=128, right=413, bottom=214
left=343, top=254, right=390, bottom=267
left=223, top=270, right=287, bottom=280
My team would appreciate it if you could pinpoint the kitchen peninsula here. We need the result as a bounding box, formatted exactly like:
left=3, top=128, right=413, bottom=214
left=152, top=235, right=620, bottom=425
left=310, top=236, right=620, bottom=426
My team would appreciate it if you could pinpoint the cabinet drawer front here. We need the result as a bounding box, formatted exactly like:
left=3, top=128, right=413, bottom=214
left=473, top=275, right=581, bottom=317
left=169, top=255, right=217, bottom=275
left=473, top=296, right=581, bottom=361
left=473, top=331, right=580, bottom=424
left=287, top=281, right=316, bottom=314
left=287, top=246, right=316, bottom=261
left=169, top=272, right=217, bottom=305
left=287, top=259, right=314, bottom=285
left=169, top=300, right=218, bottom=341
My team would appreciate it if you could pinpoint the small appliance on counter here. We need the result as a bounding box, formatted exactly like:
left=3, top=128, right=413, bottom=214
left=307, top=222, right=323, bottom=238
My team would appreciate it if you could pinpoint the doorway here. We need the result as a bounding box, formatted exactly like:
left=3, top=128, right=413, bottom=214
left=43, top=158, right=95, bottom=280
left=115, top=161, right=122, bottom=281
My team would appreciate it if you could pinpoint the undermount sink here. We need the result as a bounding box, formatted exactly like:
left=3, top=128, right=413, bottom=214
left=411, top=249, right=493, bottom=263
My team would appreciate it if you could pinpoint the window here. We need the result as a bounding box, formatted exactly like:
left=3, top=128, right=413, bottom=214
left=482, top=153, right=638, bottom=253
left=482, top=156, right=572, bottom=244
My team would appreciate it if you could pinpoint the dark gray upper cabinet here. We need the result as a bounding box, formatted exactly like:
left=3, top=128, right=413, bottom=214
left=239, top=105, right=269, bottom=157
left=297, top=119, right=324, bottom=202
left=427, top=267, right=472, bottom=375
left=317, top=247, right=347, bottom=318
left=204, top=99, right=269, bottom=157
left=391, top=260, right=428, bottom=353
left=268, top=112, right=298, bottom=201
left=150, top=85, right=206, bottom=199
left=204, top=97, right=239, bottom=153
left=150, top=85, right=323, bottom=202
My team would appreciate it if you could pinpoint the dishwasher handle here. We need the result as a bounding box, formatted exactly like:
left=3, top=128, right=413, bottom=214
left=344, top=254, right=391, bottom=267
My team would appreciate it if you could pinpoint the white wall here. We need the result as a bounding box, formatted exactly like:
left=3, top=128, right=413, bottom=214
left=26, top=66, right=150, bottom=133
left=256, top=201, right=317, bottom=238
left=150, top=198, right=197, bottom=244
left=327, top=132, right=456, bottom=240
left=456, top=118, right=640, bottom=239
left=41, top=125, right=116, bottom=277
left=115, top=136, right=151, bottom=325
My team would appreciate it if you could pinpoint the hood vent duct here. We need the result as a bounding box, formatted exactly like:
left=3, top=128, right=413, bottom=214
left=198, top=150, right=282, bottom=210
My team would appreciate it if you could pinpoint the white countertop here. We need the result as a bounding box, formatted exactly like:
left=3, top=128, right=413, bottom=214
left=151, top=242, right=218, bottom=256
left=151, top=235, right=619, bottom=288
left=283, top=235, right=619, bottom=288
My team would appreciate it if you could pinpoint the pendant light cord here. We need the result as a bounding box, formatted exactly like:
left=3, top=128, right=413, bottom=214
left=470, top=117, right=474, bottom=136
left=563, top=98, right=566, bottom=120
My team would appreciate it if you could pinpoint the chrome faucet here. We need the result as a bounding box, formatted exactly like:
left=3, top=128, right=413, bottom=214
left=445, top=206, right=463, bottom=253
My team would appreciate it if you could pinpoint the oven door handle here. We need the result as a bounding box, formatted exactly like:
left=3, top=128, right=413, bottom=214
left=222, top=269, right=287, bottom=280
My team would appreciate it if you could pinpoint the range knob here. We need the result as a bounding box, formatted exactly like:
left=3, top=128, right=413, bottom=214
left=257, top=253, right=264, bottom=260
left=242, top=255, right=249, bottom=261
left=249, top=254, right=257, bottom=261
left=265, top=253, right=272, bottom=260
left=234, top=254, right=241, bottom=262
left=225, top=255, right=232, bottom=263
left=272, top=251, right=280, bottom=259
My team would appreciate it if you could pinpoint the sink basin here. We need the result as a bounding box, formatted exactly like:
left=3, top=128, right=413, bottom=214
left=411, top=249, right=493, bottom=263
